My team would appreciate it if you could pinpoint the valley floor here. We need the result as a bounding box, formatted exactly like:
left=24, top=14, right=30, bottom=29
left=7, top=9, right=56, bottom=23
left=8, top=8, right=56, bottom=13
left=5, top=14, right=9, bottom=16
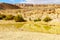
left=0, top=31, right=60, bottom=40
left=0, top=20, right=60, bottom=40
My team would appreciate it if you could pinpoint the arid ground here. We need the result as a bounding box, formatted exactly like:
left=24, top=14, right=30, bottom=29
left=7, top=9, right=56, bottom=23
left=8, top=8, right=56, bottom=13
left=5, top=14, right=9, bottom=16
left=0, top=31, right=60, bottom=40
left=0, top=3, right=60, bottom=40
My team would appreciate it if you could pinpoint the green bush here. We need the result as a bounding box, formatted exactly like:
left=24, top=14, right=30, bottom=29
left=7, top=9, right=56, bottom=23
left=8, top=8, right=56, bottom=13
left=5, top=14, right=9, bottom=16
left=43, top=16, right=52, bottom=22
left=0, top=14, right=6, bottom=20
left=34, top=18, right=41, bottom=22
left=4, top=15, right=14, bottom=20
left=14, top=15, right=26, bottom=22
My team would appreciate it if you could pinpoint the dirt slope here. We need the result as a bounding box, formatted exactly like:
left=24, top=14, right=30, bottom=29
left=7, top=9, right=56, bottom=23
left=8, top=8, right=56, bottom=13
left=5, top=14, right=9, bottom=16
left=0, top=3, right=20, bottom=9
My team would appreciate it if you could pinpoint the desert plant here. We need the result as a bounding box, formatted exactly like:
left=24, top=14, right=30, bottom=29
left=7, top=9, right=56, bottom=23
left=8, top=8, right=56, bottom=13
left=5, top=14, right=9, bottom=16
left=34, top=18, right=41, bottom=22
left=4, top=15, right=14, bottom=20
left=14, top=15, right=26, bottom=22
left=0, top=14, right=6, bottom=20
left=0, top=8, right=3, bottom=10
left=43, top=16, right=52, bottom=22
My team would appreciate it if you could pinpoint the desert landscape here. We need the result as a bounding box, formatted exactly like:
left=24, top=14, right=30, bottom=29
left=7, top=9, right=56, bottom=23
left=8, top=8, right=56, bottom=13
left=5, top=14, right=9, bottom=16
left=0, top=3, right=60, bottom=40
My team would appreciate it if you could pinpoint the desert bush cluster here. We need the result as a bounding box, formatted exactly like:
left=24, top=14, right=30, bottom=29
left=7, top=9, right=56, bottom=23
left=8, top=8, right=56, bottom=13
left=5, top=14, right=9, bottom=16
left=14, top=15, right=26, bottom=22
left=0, top=13, right=26, bottom=22
left=0, top=13, right=52, bottom=22
left=0, top=14, right=6, bottom=20
left=43, top=16, right=52, bottom=22
left=0, top=7, right=60, bottom=22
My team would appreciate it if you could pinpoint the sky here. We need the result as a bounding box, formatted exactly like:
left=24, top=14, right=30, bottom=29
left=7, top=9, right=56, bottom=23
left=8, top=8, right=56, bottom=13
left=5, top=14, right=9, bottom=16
left=0, top=0, right=60, bottom=4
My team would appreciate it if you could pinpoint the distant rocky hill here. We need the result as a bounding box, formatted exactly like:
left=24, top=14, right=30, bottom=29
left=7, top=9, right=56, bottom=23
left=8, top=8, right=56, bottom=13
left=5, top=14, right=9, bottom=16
left=0, top=3, right=60, bottom=10
left=0, top=3, right=20, bottom=10
left=15, top=4, right=60, bottom=8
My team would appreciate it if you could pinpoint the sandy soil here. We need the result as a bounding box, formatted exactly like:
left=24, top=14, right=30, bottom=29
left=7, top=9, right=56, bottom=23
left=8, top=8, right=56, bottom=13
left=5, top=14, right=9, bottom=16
left=0, top=31, right=60, bottom=40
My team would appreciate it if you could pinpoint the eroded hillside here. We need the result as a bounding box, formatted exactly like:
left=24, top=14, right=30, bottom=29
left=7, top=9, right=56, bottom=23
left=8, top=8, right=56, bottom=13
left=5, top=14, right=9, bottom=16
left=0, top=3, right=20, bottom=9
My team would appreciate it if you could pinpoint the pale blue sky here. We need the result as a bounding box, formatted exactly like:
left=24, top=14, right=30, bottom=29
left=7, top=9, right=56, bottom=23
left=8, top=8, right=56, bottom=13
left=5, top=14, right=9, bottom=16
left=0, top=0, right=25, bottom=4
left=0, top=0, right=60, bottom=4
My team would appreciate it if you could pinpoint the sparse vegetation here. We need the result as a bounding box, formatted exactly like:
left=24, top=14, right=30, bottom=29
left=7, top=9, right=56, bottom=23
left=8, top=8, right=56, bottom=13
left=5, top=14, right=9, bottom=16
left=4, top=15, right=14, bottom=20
left=0, top=14, right=6, bottom=20
left=34, top=18, right=41, bottom=22
left=0, top=3, right=60, bottom=34
left=0, top=21, right=60, bottom=34
left=14, top=15, right=26, bottom=22
left=43, top=16, right=52, bottom=22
